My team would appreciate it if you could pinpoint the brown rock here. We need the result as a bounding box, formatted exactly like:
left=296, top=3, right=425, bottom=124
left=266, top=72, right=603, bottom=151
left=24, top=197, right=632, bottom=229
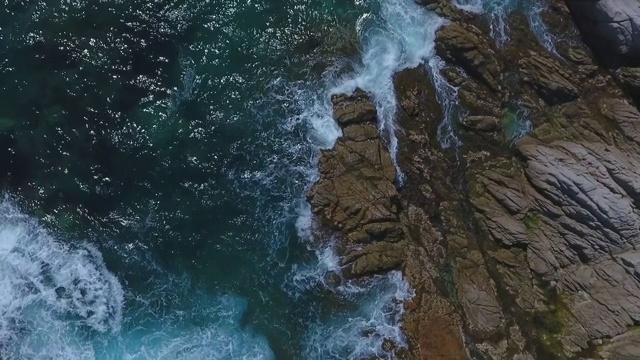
left=471, top=128, right=640, bottom=356
left=435, top=22, right=502, bottom=92
left=342, top=242, right=403, bottom=277
left=519, top=50, right=579, bottom=105
left=331, top=89, right=377, bottom=126
left=461, top=115, right=501, bottom=132
left=308, top=89, right=404, bottom=246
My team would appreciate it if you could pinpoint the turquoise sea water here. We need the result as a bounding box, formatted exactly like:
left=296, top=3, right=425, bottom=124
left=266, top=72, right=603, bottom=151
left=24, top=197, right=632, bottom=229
left=0, top=0, right=427, bottom=359
left=0, top=0, right=554, bottom=359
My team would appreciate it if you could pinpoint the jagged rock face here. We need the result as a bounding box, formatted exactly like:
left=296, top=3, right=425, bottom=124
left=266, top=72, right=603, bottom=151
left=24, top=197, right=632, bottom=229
left=435, top=22, right=502, bottom=92
left=308, top=1, right=640, bottom=358
left=566, top=0, right=640, bottom=66
left=519, top=51, right=579, bottom=105
left=601, top=98, right=640, bottom=145
left=617, top=67, right=640, bottom=98
left=471, top=98, right=640, bottom=355
left=406, top=1, right=640, bottom=358
left=308, top=90, right=405, bottom=276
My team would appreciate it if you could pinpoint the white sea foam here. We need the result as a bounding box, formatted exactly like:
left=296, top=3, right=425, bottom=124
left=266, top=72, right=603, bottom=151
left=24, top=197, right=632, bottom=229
left=303, top=271, right=414, bottom=360
left=0, top=199, right=275, bottom=360
left=0, top=199, right=123, bottom=359
left=329, top=0, right=445, bottom=183
left=107, top=294, right=275, bottom=360
left=453, top=0, right=558, bottom=53
left=527, top=0, right=558, bottom=55
left=452, top=0, right=484, bottom=14
left=428, top=57, right=463, bottom=149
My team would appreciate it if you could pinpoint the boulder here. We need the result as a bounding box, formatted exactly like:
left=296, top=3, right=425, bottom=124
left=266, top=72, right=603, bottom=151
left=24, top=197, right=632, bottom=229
left=519, top=51, right=579, bottom=105
left=435, top=22, right=502, bottom=91
left=566, top=0, right=640, bottom=66
left=461, top=116, right=500, bottom=132
left=308, top=90, right=404, bottom=245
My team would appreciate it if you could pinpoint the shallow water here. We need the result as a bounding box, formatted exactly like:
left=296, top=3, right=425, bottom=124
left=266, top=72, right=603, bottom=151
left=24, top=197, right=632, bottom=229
left=434, top=0, right=552, bottom=147
left=0, top=0, right=437, bottom=359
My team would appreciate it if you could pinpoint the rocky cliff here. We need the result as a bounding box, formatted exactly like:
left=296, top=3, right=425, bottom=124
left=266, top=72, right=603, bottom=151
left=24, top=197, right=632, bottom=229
left=308, top=0, right=640, bottom=359
left=566, top=0, right=640, bottom=67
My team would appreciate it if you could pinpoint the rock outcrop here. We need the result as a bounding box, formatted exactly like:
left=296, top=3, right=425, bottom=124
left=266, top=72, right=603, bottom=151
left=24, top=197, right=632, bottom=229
left=435, top=22, right=502, bottom=92
left=308, top=1, right=640, bottom=359
left=397, top=1, right=640, bottom=359
left=472, top=112, right=640, bottom=353
left=308, top=90, right=405, bottom=278
left=566, top=0, right=640, bottom=66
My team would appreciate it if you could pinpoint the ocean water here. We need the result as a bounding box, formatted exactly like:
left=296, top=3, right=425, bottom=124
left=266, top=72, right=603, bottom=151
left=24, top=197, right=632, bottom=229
left=0, top=0, right=434, bottom=359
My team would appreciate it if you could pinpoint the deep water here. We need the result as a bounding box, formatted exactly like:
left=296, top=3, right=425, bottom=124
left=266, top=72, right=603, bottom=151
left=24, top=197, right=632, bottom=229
left=0, top=0, right=557, bottom=359
left=0, top=0, right=423, bottom=359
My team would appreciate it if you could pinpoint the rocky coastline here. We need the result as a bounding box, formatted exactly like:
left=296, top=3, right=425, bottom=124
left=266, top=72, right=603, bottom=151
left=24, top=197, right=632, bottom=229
left=308, top=0, right=640, bottom=359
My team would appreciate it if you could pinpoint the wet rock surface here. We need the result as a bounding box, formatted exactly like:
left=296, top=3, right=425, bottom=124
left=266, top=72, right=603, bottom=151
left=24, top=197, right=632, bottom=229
left=308, top=1, right=640, bottom=359
left=308, top=90, right=410, bottom=285
left=400, top=1, right=640, bottom=359
left=308, top=90, right=403, bottom=247
left=435, top=22, right=502, bottom=92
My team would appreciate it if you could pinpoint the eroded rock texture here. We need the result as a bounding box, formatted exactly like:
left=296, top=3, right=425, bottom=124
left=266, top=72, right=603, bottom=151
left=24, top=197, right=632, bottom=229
left=472, top=108, right=640, bottom=353
left=397, top=1, right=640, bottom=358
left=308, top=1, right=640, bottom=359
left=566, top=0, right=640, bottom=66
left=308, top=90, right=405, bottom=278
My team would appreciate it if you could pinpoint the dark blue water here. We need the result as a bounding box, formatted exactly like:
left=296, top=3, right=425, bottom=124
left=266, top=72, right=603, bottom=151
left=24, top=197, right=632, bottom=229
left=0, top=0, right=556, bottom=358
left=0, top=0, right=425, bottom=359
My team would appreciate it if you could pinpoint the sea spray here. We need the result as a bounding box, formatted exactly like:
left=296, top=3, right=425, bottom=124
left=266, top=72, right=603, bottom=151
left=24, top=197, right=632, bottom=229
left=0, top=199, right=123, bottom=358
left=279, top=0, right=447, bottom=356
left=428, top=57, right=463, bottom=149
left=452, top=0, right=558, bottom=53
left=330, top=0, right=446, bottom=184
left=302, top=271, right=414, bottom=360
left=102, top=293, right=275, bottom=360
left=0, top=198, right=277, bottom=360
left=3, top=0, right=443, bottom=358
left=527, top=0, right=558, bottom=55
